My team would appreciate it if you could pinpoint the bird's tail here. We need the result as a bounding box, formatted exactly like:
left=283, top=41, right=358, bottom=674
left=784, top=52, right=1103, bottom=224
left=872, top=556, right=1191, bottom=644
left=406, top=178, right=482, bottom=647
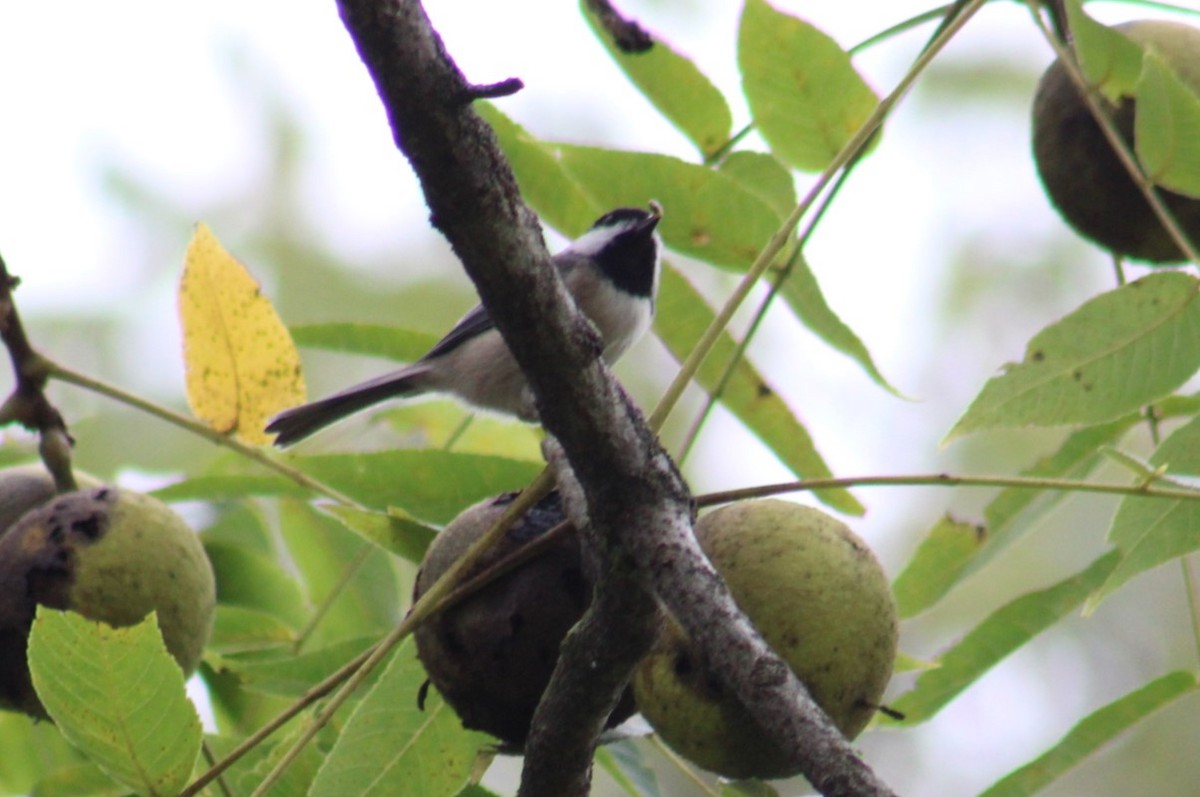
left=265, top=366, right=431, bottom=447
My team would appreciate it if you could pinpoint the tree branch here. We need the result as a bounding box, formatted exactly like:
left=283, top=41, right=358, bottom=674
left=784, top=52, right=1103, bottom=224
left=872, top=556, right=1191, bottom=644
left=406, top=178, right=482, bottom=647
left=334, top=2, right=897, bottom=795
left=0, top=254, right=77, bottom=492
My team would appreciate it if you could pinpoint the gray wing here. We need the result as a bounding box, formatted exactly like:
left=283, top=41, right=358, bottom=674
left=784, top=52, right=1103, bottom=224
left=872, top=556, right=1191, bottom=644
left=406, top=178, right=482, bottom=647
left=421, top=255, right=579, bottom=361
left=421, top=302, right=496, bottom=361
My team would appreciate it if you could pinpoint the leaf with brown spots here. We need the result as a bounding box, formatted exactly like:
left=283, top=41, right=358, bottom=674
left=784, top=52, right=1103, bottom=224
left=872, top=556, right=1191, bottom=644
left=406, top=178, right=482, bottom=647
left=947, top=272, right=1200, bottom=441
left=178, top=225, right=306, bottom=445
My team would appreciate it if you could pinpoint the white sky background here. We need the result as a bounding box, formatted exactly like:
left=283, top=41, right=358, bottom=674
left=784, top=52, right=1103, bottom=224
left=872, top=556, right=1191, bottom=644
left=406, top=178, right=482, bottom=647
left=1, top=1, right=1199, bottom=795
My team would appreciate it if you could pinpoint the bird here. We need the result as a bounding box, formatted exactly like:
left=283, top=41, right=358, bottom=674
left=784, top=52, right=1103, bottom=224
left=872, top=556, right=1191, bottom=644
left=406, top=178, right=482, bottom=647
left=266, top=202, right=663, bottom=447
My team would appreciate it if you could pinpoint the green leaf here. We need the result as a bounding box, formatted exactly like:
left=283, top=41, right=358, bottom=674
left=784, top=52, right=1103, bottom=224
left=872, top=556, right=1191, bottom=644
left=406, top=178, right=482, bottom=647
left=718, top=151, right=797, bottom=220
left=489, top=76, right=779, bottom=274
left=778, top=253, right=902, bottom=395
left=887, top=553, right=1119, bottom=725
left=235, top=636, right=375, bottom=697
left=208, top=605, right=296, bottom=653
left=894, top=651, right=939, bottom=673
left=278, top=500, right=401, bottom=644
left=582, top=1, right=732, bottom=158
left=657, top=266, right=862, bottom=514
left=738, top=0, right=879, bottom=171
left=946, top=272, right=1200, bottom=440
left=205, top=540, right=309, bottom=629
left=595, top=740, right=662, bottom=797
left=378, top=403, right=544, bottom=460
left=974, top=416, right=1139, bottom=578
left=979, top=671, right=1199, bottom=797
left=152, top=474, right=306, bottom=502
left=27, top=763, right=124, bottom=797
left=310, top=639, right=488, bottom=797
left=479, top=103, right=599, bottom=235
left=28, top=610, right=201, bottom=797
left=293, top=450, right=542, bottom=523
left=557, top=146, right=783, bottom=270
left=242, top=718, right=325, bottom=797
left=1090, top=414, right=1200, bottom=609
left=891, top=515, right=985, bottom=619
left=197, top=502, right=275, bottom=555
left=322, top=504, right=438, bottom=564
left=0, top=712, right=93, bottom=795
left=290, top=322, right=439, bottom=363
left=1136, top=51, right=1200, bottom=197
left=1065, top=0, right=1144, bottom=101
left=457, top=786, right=504, bottom=797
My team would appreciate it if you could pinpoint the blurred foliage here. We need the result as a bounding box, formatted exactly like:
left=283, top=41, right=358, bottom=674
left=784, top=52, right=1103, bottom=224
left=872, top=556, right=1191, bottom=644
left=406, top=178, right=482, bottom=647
left=2, top=2, right=1200, bottom=797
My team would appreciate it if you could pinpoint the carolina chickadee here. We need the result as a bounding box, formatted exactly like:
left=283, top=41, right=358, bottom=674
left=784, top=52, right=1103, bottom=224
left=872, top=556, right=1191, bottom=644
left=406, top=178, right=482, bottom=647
left=266, top=203, right=663, bottom=446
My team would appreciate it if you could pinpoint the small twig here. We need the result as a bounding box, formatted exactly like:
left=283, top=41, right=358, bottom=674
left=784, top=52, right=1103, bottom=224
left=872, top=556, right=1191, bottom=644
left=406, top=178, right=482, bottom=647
left=0, top=254, right=77, bottom=492
left=459, top=77, right=524, bottom=103
left=676, top=161, right=859, bottom=465
left=199, top=740, right=234, bottom=797
left=697, top=471, right=1200, bottom=507
left=46, top=361, right=364, bottom=509
left=246, top=469, right=557, bottom=796
left=583, top=0, right=653, bottom=53
left=647, top=0, right=989, bottom=433
left=650, top=736, right=722, bottom=797
left=292, top=543, right=375, bottom=653
left=1181, top=555, right=1200, bottom=667
left=179, top=645, right=376, bottom=797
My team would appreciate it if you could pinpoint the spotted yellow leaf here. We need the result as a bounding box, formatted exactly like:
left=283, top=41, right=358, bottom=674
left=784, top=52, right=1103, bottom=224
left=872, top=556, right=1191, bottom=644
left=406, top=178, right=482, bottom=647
left=179, top=224, right=305, bottom=444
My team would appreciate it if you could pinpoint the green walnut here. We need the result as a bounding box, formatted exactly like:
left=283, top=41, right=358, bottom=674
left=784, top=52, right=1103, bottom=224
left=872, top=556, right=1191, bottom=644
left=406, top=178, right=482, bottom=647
left=1032, top=20, right=1200, bottom=263
left=0, top=486, right=216, bottom=718
left=414, top=491, right=635, bottom=747
left=633, top=499, right=897, bottom=780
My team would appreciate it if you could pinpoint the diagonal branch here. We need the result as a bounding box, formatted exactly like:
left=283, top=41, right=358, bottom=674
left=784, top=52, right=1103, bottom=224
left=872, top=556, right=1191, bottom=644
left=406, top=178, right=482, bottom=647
left=334, top=2, right=897, bottom=795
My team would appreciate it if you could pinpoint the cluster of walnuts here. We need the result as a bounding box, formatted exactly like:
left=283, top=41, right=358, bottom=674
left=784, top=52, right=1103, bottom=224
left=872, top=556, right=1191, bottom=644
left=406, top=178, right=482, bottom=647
left=413, top=493, right=898, bottom=780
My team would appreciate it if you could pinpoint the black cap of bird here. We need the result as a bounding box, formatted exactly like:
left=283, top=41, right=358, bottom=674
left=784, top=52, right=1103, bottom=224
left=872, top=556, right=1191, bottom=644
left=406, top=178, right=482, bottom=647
left=266, top=203, right=663, bottom=446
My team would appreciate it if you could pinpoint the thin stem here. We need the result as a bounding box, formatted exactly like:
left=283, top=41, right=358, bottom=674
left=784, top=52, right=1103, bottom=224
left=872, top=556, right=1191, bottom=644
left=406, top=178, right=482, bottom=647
left=292, top=543, right=375, bottom=653
left=248, top=468, right=557, bottom=796
left=647, top=0, right=989, bottom=433
left=697, top=471, right=1200, bottom=507
left=650, top=736, right=721, bottom=797
left=1182, top=556, right=1200, bottom=667
left=1116, top=0, right=1200, bottom=18
left=850, top=3, right=954, bottom=54
left=676, top=159, right=858, bottom=465
left=702, top=123, right=754, bottom=167
left=443, top=413, right=476, bottom=450
left=199, top=740, right=234, bottom=797
left=179, top=645, right=375, bottom=797
left=47, top=361, right=364, bottom=509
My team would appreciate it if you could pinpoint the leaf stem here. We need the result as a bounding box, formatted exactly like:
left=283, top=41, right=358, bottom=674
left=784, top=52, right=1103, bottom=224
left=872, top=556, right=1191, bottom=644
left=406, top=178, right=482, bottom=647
left=650, top=736, right=722, bottom=797
left=247, top=468, right=557, bottom=796
left=697, top=470, right=1200, bottom=507
left=647, top=0, right=989, bottom=432
left=1024, top=0, right=1200, bottom=265
left=1181, top=556, right=1200, bottom=667
left=46, top=361, right=364, bottom=509
left=675, top=161, right=857, bottom=465
left=179, top=644, right=374, bottom=797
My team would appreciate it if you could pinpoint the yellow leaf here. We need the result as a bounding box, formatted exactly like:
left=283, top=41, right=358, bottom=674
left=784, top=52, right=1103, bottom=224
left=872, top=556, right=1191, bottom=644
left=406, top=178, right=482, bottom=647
left=178, top=224, right=305, bottom=445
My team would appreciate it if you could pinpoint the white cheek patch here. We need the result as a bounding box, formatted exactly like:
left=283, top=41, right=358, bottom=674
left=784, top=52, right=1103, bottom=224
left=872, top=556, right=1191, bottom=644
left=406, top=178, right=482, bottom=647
left=566, top=222, right=635, bottom=258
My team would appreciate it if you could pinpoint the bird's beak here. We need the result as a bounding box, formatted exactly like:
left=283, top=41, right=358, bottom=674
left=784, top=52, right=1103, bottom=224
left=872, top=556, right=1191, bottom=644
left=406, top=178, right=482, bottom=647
left=644, top=200, right=664, bottom=231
